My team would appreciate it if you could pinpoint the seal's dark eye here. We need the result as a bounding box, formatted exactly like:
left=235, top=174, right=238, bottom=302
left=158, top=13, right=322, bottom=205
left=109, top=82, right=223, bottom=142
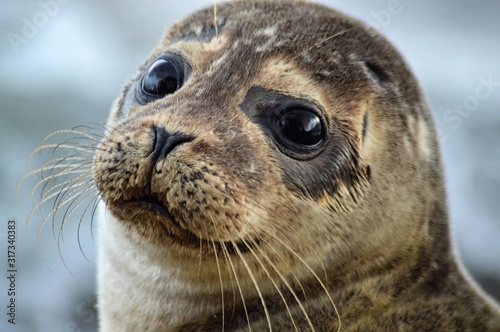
left=137, top=54, right=187, bottom=104
left=277, top=109, right=324, bottom=148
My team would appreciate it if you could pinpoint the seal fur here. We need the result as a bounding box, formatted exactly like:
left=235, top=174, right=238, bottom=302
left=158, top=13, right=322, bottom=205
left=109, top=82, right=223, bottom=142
left=82, top=1, right=500, bottom=331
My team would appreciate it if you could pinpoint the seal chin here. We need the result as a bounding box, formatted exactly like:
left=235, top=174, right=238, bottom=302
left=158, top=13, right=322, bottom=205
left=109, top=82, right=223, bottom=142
left=110, top=197, right=201, bottom=245
left=108, top=197, right=255, bottom=253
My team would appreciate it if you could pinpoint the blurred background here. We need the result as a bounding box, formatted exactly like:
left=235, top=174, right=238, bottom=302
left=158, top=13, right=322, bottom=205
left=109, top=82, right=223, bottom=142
left=1, top=0, right=499, bottom=331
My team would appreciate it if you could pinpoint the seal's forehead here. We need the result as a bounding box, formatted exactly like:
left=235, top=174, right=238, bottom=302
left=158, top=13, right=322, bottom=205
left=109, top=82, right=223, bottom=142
left=163, top=1, right=355, bottom=47
left=159, top=2, right=351, bottom=78
left=149, top=1, right=424, bottom=119
left=160, top=1, right=396, bottom=72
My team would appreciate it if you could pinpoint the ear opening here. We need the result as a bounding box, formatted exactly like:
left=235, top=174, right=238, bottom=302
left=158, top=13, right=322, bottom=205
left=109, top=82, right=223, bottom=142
left=363, top=60, right=390, bottom=86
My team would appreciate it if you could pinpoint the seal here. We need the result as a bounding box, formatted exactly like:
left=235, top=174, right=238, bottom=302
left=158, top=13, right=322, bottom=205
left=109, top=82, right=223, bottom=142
left=47, top=1, right=500, bottom=331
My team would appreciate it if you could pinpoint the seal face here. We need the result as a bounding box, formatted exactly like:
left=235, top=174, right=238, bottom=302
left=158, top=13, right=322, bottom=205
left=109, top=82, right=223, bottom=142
left=89, top=1, right=500, bottom=331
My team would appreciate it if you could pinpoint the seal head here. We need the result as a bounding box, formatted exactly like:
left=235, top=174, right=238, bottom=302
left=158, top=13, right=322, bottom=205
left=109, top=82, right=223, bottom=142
left=93, top=1, right=500, bottom=331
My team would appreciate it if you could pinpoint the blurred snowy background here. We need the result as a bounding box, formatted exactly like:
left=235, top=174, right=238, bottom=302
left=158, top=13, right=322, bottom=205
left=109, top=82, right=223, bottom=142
left=1, top=0, right=499, bottom=331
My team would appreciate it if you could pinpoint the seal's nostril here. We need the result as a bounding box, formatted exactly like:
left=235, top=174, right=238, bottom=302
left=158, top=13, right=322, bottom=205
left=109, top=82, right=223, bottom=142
left=150, top=125, right=194, bottom=163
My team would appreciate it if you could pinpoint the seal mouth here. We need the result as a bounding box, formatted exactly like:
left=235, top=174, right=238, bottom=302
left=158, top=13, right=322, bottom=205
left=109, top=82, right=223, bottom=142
left=119, top=196, right=200, bottom=244
left=114, top=196, right=254, bottom=253
left=132, top=197, right=173, bottom=218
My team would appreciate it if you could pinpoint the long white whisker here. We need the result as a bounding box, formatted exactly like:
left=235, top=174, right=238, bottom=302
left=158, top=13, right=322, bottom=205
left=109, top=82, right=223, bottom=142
left=211, top=239, right=225, bottom=332
left=220, top=238, right=251, bottom=331
left=231, top=241, right=273, bottom=332
left=238, top=235, right=300, bottom=332
left=261, top=230, right=342, bottom=332
left=76, top=192, right=101, bottom=261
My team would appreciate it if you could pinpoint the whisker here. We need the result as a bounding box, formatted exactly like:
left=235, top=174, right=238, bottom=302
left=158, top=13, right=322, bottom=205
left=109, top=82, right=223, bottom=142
left=213, top=1, right=219, bottom=37
left=211, top=239, right=225, bottom=332
left=231, top=208, right=318, bottom=331
left=231, top=240, right=273, bottom=332
left=30, top=143, right=96, bottom=161
left=40, top=150, right=94, bottom=175
left=16, top=124, right=105, bottom=276
left=209, top=214, right=251, bottom=331
left=47, top=172, right=92, bottom=216
left=37, top=164, right=92, bottom=200
left=17, top=158, right=90, bottom=209
left=235, top=192, right=330, bottom=295
left=88, top=196, right=102, bottom=241
left=291, top=29, right=352, bottom=62
left=194, top=225, right=203, bottom=283
left=261, top=235, right=309, bottom=303
left=38, top=128, right=104, bottom=147
left=225, top=187, right=341, bottom=331
left=39, top=181, right=93, bottom=244
left=262, top=229, right=342, bottom=332
left=206, top=213, right=235, bottom=326
left=238, top=235, right=300, bottom=332
left=76, top=193, right=101, bottom=261
left=57, top=181, right=97, bottom=239
left=22, top=163, right=90, bottom=213
left=27, top=177, right=90, bottom=238
left=57, top=184, right=98, bottom=262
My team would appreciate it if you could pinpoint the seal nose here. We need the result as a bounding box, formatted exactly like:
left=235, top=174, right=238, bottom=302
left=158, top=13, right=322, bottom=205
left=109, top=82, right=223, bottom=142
left=150, top=125, right=194, bottom=163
